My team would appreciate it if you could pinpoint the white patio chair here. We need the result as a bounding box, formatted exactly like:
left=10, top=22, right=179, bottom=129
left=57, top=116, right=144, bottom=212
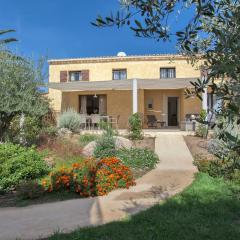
left=110, top=115, right=120, bottom=129
left=79, top=114, right=87, bottom=129
left=90, top=114, right=101, bottom=129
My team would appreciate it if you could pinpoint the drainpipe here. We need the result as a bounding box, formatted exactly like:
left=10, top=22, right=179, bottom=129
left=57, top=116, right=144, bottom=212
left=132, top=79, right=138, bottom=114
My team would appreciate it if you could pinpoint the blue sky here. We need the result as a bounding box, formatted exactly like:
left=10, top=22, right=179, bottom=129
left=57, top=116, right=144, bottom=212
left=0, top=0, right=193, bottom=60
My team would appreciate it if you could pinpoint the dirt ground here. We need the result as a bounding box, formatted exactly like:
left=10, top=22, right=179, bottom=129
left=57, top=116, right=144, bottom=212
left=132, top=137, right=155, bottom=151
left=184, top=135, right=216, bottom=161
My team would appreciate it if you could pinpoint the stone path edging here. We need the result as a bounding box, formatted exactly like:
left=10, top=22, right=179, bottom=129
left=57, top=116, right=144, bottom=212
left=0, top=133, right=197, bottom=240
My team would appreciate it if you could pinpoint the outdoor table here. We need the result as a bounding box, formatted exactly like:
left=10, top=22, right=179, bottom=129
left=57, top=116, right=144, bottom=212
left=84, top=115, right=110, bottom=129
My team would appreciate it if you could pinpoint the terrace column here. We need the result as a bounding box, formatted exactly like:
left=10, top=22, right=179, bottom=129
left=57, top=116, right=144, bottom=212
left=132, top=79, right=138, bottom=114
left=201, top=69, right=208, bottom=112
left=202, top=87, right=208, bottom=111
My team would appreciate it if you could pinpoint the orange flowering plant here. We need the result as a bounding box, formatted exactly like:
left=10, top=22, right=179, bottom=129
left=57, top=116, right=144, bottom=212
left=95, top=157, right=135, bottom=196
left=72, top=158, right=97, bottom=197
left=41, top=157, right=135, bottom=197
left=41, top=167, right=74, bottom=193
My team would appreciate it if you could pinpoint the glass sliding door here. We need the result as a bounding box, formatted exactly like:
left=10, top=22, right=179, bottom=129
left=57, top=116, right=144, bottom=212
left=79, top=95, right=107, bottom=115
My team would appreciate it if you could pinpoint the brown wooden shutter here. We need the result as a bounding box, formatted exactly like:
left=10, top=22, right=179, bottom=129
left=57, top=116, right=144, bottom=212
left=60, top=71, right=68, bottom=82
left=81, top=70, right=89, bottom=81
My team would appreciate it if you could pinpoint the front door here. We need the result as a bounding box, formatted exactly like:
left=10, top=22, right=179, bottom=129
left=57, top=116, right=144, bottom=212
left=168, top=97, right=178, bottom=126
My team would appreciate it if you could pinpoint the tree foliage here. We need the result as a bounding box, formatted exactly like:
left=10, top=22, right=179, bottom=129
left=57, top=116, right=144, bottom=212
left=0, top=51, right=49, bottom=140
left=93, top=0, right=218, bottom=42
left=93, top=0, right=240, bottom=160
left=0, top=29, right=17, bottom=45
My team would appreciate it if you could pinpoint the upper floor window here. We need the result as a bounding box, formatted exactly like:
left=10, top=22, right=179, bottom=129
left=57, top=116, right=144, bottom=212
left=160, top=68, right=176, bottom=78
left=69, top=71, right=82, bottom=81
left=112, top=69, right=127, bottom=80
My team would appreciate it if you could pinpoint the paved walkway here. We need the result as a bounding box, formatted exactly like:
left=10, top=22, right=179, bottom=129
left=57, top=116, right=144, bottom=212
left=0, top=134, right=197, bottom=240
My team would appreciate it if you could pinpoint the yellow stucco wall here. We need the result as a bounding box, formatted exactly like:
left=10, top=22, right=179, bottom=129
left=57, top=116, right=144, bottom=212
left=181, top=91, right=202, bottom=119
left=49, top=57, right=201, bottom=83
left=48, top=89, right=62, bottom=112
left=48, top=55, right=203, bottom=128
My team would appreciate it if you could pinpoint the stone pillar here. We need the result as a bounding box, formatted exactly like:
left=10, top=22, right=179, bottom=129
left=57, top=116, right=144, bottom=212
left=132, top=79, right=138, bottom=114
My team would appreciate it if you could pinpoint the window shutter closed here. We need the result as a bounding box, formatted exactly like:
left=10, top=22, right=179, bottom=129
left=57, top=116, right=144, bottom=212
left=60, top=71, right=68, bottom=82
left=81, top=70, right=89, bottom=81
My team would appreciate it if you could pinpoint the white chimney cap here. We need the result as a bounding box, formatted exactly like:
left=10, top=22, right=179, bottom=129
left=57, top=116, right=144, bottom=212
left=117, top=52, right=127, bottom=57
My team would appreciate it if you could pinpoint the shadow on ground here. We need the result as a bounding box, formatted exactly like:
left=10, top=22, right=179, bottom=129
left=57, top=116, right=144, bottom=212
left=47, top=173, right=240, bottom=240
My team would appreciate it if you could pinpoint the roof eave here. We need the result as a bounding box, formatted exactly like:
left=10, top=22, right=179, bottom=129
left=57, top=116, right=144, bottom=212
left=48, top=54, right=203, bottom=65
left=48, top=78, right=197, bottom=92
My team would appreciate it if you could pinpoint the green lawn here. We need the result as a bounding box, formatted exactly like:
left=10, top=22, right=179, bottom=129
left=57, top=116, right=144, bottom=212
left=47, top=173, right=240, bottom=240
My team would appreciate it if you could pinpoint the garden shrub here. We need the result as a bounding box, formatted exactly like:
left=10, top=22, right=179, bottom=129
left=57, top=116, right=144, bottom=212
left=128, top=113, right=143, bottom=140
left=230, top=169, right=240, bottom=183
left=100, top=121, right=118, bottom=136
left=202, top=122, right=240, bottom=182
left=79, top=134, right=99, bottom=147
left=16, top=180, right=45, bottom=199
left=116, top=147, right=159, bottom=171
left=193, top=155, right=212, bottom=173
left=94, top=125, right=117, bottom=159
left=208, top=154, right=240, bottom=180
left=196, top=123, right=208, bottom=138
left=0, top=143, right=50, bottom=192
left=207, top=139, right=225, bottom=158
left=37, top=125, right=58, bottom=147
left=194, top=151, right=240, bottom=182
left=195, top=110, right=208, bottom=138
left=95, top=157, right=135, bottom=196
left=58, top=108, right=81, bottom=131
left=8, top=115, right=42, bottom=145
left=40, top=125, right=58, bottom=138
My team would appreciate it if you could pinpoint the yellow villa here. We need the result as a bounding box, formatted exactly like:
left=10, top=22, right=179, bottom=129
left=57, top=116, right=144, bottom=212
left=48, top=53, right=213, bottom=129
